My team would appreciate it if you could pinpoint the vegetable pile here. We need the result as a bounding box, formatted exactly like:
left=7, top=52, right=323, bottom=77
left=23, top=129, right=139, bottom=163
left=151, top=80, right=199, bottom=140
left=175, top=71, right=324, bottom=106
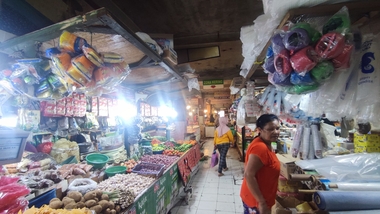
left=96, top=174, right=155, bottom=209
left=48, top=190, right=119, bottom=214
left=140, top=155, right=179, bottom=169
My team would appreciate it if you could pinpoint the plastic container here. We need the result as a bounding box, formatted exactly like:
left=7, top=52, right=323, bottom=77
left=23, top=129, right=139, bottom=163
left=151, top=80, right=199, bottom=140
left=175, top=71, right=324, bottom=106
left=28, top=189, right=56, bottom=208
left=132, top=162, right=165, bottom=178
left=278, top=175, right=302, bottom=193
left=86, top=153, right=109, bottom=169
left=142, top=145, right=153, bottom=155
left=77, top=142, right=92, bottom=153
left=50, top=147, right=80, bottom=164
left=152, top=150, right=164, bottom=154
left=105, top=166, right=127, bottom=177
left=60, top=156, right=78, bottom=165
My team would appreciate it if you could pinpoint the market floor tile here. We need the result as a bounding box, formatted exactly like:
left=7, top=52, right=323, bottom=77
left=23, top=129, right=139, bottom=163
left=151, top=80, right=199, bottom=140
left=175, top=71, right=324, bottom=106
left=169, top=138, right=245, bottom=214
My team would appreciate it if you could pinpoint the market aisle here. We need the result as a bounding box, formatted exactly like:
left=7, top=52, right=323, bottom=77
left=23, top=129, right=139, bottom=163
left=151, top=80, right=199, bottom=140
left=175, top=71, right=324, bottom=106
left=170, top=139, right=245, bottom=214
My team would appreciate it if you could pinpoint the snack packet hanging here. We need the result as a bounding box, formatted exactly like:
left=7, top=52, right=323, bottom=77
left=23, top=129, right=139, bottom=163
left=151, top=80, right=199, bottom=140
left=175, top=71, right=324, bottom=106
left=71, top=54, right=96, bottom=80
left=82, top=44, right=104, bottom=67
left=59, top=31, right=87, bottom=53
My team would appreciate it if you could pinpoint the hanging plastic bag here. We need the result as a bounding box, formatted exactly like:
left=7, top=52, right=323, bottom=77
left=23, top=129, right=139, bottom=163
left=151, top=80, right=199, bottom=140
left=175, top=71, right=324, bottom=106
left=210, top=150, right=219, bottom=168
left=68, top=178, right=97, bottom=195
left=188, top=78, right=200, bottom=91
left=320, top=122, right=337, bottom=148
left=322, top=6, right=351, bottom=35
left=356, top=33, right=380, bottom=106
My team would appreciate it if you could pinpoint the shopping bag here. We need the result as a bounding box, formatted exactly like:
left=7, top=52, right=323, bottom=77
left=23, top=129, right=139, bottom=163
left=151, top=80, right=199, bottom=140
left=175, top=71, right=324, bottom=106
left=211, top=150, right=219, bottom=167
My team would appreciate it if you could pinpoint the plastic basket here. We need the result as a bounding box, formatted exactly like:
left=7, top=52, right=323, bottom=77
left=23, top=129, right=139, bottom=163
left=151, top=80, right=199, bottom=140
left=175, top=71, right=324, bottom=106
left=28, top=188, right=56, bottom=208
left=132, top=162, right=165, bottom=178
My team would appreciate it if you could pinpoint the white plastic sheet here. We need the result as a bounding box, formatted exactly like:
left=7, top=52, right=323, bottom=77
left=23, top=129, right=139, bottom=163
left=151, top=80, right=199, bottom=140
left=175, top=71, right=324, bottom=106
left=296, top=153, right=380, bottom=182
left=291, top=125, right=303, bottom=158
left=311, top=124, right=323, bottom=158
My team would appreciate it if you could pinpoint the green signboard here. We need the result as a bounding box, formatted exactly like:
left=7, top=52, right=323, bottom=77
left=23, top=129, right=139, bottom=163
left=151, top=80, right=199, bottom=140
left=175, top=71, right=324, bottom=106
left=203, top=79, right=224, bottom=85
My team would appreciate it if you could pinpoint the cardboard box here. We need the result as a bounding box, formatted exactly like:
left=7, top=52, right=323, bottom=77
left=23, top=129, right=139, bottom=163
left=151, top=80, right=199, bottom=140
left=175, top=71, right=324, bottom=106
left=272, top=196, right=327, bottom=214
left=354, top=133, right=380, bottom=153
left=276, top=154, right=298, bottom=180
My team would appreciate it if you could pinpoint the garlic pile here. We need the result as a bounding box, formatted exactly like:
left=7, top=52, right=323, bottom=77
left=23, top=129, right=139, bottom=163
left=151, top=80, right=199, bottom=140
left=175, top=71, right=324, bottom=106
left=97, top=174, right=155, bottom=208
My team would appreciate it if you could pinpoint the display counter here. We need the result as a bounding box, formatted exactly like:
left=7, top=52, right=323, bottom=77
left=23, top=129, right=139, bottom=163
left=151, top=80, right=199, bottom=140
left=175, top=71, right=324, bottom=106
left=124, top=143, right=201, bottom=214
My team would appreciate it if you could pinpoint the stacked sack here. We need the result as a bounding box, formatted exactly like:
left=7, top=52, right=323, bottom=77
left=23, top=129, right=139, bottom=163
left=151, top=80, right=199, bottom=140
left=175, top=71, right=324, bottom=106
left=263, top=6, right=355, bottom=94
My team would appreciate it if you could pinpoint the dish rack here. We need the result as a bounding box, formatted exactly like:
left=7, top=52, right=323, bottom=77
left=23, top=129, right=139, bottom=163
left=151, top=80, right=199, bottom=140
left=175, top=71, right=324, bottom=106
left=132, top=162, right=165, bottom=178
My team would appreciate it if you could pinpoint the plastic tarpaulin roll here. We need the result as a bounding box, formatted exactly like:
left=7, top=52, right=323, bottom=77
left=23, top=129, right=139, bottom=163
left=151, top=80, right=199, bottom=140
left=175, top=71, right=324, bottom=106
left=308, top=135, right=315, bottom=160
left=291, top=125, right=303, bottom=158
left=311, top=124, right=323, bottom=158
left=301, top=127, right=311, bottom=159
left=332, top=182, right=380, bottom=191
left=313, top=191, right=380, bottom=211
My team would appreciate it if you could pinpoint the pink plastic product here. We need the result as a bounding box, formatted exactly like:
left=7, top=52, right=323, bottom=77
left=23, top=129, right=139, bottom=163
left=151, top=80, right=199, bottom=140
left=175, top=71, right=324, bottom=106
left=0, top=176, right=20, bottom=186
left=0, top=183, right=30, bottom=210
left=290, top=46, right=319, bottom=73
left=315, top=32, right=346, bottom=59
left=274, top=49, right=292, bottom=75
left=0, top=197, right=28, bottom=214
left=332, top=43, right=354, bottom=69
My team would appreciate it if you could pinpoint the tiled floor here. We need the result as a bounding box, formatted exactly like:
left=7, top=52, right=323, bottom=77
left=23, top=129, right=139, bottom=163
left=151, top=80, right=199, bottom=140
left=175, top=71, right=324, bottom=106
left=170, top=139, right=245, bottom=214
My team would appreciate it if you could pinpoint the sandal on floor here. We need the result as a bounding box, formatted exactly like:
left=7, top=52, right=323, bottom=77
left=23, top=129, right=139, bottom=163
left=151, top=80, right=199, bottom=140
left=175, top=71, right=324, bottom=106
left=223, top=167, right=229, bottom=172
left=218, top=173, right=224, bottom=177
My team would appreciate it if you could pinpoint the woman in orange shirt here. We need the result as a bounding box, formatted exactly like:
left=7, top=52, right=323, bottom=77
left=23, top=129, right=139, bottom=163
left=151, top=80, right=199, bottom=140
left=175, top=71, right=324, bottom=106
left=240, top=114, right=280, bottom=214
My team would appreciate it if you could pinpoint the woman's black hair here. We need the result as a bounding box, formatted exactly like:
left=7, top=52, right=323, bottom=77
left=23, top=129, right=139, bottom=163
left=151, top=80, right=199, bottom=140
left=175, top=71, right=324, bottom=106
left=256, top=114, right=279, bottom=129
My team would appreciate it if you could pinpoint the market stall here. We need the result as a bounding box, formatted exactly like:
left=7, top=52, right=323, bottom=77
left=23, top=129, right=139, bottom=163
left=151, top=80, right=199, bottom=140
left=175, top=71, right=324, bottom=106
left=0, top=6, right=202, bottom=214
left=234, top=1, right=380, bottom=213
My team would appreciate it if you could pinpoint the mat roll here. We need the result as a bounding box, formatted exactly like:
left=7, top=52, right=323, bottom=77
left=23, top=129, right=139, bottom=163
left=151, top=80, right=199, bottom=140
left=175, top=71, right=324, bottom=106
left=313, top=191, right=380, bottom=211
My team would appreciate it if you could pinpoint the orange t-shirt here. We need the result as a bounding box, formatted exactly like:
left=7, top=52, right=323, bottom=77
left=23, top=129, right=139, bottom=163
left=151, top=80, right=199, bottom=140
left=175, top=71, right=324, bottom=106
left=240, top=137, right=280, bottom=208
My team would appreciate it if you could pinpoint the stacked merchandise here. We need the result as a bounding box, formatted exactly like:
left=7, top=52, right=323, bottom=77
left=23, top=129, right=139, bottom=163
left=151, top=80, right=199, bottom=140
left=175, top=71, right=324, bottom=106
left=263, top=7, right=355, bottom=95
left=290, top=124, right=324, bottom=160
left=0, top=31, right=131, bottom=101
